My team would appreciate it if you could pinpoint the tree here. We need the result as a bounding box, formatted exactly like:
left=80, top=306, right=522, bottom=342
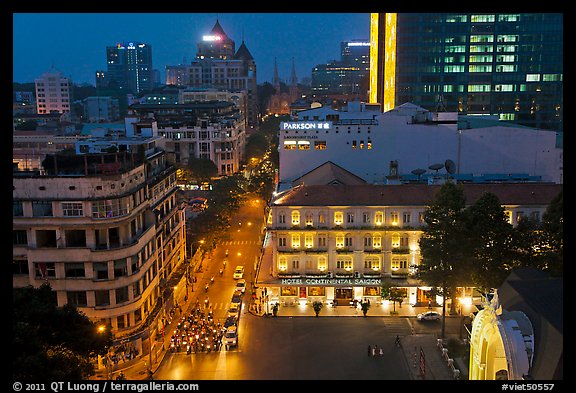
left=185, top=158, right=218, bottom=184
left=461, top=191, right=516, bottom=294
left=418, top=181, right=467, bottom=338
left=381, top=282, right=405, bottom=314
left=312, top=301, right=323, bottom=317
left=540, top=189, right=563, bottom=276
left=13, top=283, right=112, bottom=380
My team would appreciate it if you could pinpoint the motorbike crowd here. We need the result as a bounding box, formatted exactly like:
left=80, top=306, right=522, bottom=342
left=169, top=297, right=225, bottom=354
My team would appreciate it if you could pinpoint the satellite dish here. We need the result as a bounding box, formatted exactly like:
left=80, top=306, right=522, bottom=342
left=429, top=163, right=443, bottom=172
left=411, top=168, right=426, bottom=182
left=445, top=159, right=456, bottom=175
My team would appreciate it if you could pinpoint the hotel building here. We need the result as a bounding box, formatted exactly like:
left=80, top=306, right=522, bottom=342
left=35, top=67, right=73, bottom=116
left=258, top=182, right=561, bottom=308
left=369, top=13, right=563, bottom=131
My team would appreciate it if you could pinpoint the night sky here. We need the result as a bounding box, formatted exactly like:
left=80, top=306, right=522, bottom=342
left=12, top=13, right=370, bottom=86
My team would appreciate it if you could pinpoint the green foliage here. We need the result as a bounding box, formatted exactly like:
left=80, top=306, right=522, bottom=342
left=13, top=283, right=112, bottom=380
left=312, top=301, right=323, bottom=316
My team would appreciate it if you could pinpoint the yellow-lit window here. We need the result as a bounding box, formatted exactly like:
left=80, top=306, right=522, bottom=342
left=278, top=257, right=287, bottom=271
left=391, top=233, right=400, bottom=248
left=318, top=256, right=327, bottom=272
left=334, top=212, right=343, bottom=225
left=305, top=234, right=313, bottom=249
left=291, top=234, right=300, bottom=248
left=504, top=210, right=512, bottom=224
left=291, top=211, right=300, bottom=225
left=390, top=212, right=399, bottom=225
left=305, top=212, right=313, bottom=226
left=373, top=235, right=382, bottom=249
left=364, top=257, right=380, bottom=270
left=335, top=234, right=345, bottom=248
left=375, top=212, right=384, bottom=226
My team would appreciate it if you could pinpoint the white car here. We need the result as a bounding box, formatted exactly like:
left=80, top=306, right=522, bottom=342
left=223, top=326, right=238, bottom=349
left=417, top=311, right=442, bottom=321
left=233, top=266, right=244, bottom=279
left=235, top=279, right=247, bottom=294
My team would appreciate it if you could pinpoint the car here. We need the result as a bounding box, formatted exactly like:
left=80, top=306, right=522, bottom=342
left=235, top=279, right=247, bottom=294
left=231, top=293, right=242, bottom=306
left=228, top=302, right=241, bottom=318
left=233, top=266, right=244, bottom=279
left=223, top=326, right=238, bottom=349
left=224, top=315, right=238, bottom=329
left=417, top=311, right=442, bottom=321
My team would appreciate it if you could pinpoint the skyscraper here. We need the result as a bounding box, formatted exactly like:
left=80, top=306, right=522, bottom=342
left=106, top=42, right=153, bottom=94
left=369, top=13, right=563, bottom=131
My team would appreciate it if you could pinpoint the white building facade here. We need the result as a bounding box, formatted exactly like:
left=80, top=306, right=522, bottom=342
left=278, top=102, right=562, bottom=185
left=35, top=68, right=73, bottom=115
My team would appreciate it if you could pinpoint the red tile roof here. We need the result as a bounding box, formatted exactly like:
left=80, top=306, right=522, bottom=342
left=272, top=183, right=562, bottom=207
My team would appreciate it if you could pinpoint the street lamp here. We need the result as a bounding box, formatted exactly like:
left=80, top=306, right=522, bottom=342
left=98, top=324, right=113, bottom=380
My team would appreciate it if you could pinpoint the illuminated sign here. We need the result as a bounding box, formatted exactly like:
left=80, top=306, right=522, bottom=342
left=280, top=278, right=383, bottom=286
left=281, top=121, right=332, bottom=131
left=348, top=42, right=370, bottom=46
left=203, top=35, right=222, bottom=41
left=127, top=42, right=136, bottom=49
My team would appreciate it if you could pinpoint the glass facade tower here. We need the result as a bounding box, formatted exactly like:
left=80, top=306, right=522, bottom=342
left=370, top=13, right=563, bottom=131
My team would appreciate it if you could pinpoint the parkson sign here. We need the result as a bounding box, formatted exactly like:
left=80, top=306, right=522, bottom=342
left=280, top=121, right=332, bottom=131
left=280, top=277, right=383, bottom=286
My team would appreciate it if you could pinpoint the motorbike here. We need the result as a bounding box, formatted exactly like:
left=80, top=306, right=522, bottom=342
left=225, top=249, right=229, bottom=257
left=204, top=284, right=209, bottom=293
left=219, top=268, right=223, bottom=275
left=210, top=276, right=215, bottom=284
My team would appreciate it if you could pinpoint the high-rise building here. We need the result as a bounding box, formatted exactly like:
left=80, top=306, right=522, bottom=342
left=311, top=39, right=370, bottom=99
left=369, top=13, right=563, bottom=131
left=106, top=42, right=153, bottom=94
left=165, top=20, right=258, bottom=129
left=34, top=67, right=73, bottom=116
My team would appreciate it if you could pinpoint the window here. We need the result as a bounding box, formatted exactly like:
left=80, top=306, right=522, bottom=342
left=390, top=212, right=399, bottom=225
left=344, top=236, right=353, bottom=248
left=403, top=212, right=411, bottom=224
left=114, top=258, right=128, bottom=278
left=284, top=141, right=297, bottom=149
left=373, top=235, right=382, bottom=249
left=95, top=290, right=110, bottom=307
left=335, top=234, right=344, bottom=248
left=62, top=202, right=83, bottom=216
left=278, top=213, right=286, bottom=224
left=391, top=257, right=408, bottom=270
left=336, top=257, right=353, bottom=271
left=278, top=257, right=288, bottom=272
left=318, top=236, right=327, bottom=248
left=318, top=212, right=326, bottom=225
left=334, top=212, right=343, bottom=225
left=92, top=198, right=129, bottom=219
left=35, top=262, right=55, bottom=278
left=318, top=256, right=327, bottom=271
left=391, top=233, right=401, bottom=248
left=347, top=213, right=354, bottom=223
left=304, top=234, right=313, bottom=249
left=292, top=259, right=300, bottom=269
left=291, top=234, right=300, bottom=249
left=67, top=291, right=88, bottom=307
left=364, top=257, right=380, bottom=270
left=291, top=211, right=300, bottom=225
left=32, top=201, right=53, bottom=217
left=13, top=259, right=29, bottom=275
left=364, top=236, right=372, bottom=247
left=375, top=212, right=384, bottom=225
left=65, top=263, right=85, bottom=278
left=314, top=141, right=327, bottom=150
left=278, top=236, right=287, bottom=247
left=13, top=201, right=23, bottom=217
left=13, top=230, right=28, bottom=246
left=362, top=213, right=370, bottom=224
left=305, top=212, right=313, bottom=226
left=94, top=262, right=109, bottom=280
left=115, top=286, right=129, bottom=304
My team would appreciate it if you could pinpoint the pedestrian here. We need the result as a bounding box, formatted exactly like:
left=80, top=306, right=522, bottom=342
left=372, top=344, right=378, bottom=357
left=367, top=344, right=371, bottom=356
left=379, top=347, right=384, bottom=356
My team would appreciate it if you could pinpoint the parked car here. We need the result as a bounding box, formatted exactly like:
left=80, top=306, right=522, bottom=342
left=223, top=326, right=238, bottom=349
left=224, top=315, right=238, bottom=329
left=233, top=266, right=244, bottom=279
left=417, top=311, right=442, bottom=321
left=228, top=303, right=241, bottom=318
left=231, top=293, right=242, bottom=307
left=235, top=279, right=247, bottom=294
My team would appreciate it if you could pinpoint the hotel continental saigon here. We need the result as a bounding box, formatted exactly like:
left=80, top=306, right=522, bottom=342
left=257, top=182, right=562, bottom=309
left=12, top=145, right=187, bottom=357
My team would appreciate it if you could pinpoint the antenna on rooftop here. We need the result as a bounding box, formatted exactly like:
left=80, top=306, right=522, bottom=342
left=411, top=168, right=426, bottom=182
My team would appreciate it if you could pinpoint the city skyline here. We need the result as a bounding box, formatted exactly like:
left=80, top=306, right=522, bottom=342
left=13, top=13, right=370, bottom=87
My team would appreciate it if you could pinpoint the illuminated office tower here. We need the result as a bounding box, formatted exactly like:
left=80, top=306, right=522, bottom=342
left=106, top=42, right=153, bottom=94
left=370, top=13, right=563, bottom=131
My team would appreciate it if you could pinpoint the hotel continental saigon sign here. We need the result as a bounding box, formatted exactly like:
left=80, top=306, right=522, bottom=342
left=280, top=277, right=383, bottom=286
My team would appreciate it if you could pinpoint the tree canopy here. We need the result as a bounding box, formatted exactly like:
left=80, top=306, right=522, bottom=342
left=13, top=283, right=112, bottom=380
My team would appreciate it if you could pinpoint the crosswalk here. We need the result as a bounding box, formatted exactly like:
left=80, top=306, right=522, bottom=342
left=380, top=318, right=413, bottom=336
left=220, top=240, right=262, bottom=246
